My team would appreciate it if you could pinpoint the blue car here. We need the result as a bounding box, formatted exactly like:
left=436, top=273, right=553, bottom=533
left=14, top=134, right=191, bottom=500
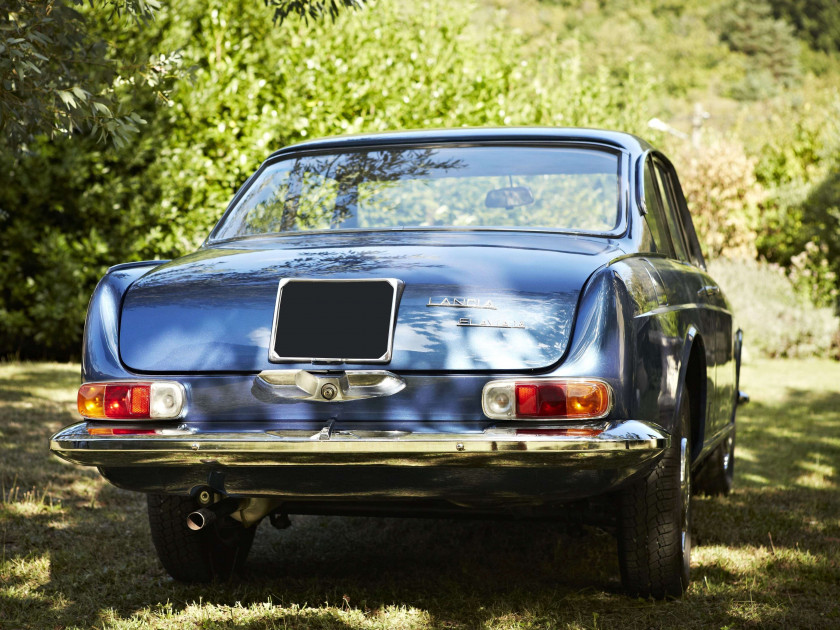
left=51, top=128, right=744, bottom=598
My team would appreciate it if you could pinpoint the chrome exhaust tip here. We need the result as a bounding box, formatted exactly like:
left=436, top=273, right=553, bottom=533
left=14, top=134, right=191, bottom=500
left=187, top=507, right=216, bottom=531
left=186, top=497, right=241, bottom=531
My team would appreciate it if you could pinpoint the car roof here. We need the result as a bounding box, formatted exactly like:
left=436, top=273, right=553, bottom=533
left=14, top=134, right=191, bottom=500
left=268, top=127, right=654, bottom=159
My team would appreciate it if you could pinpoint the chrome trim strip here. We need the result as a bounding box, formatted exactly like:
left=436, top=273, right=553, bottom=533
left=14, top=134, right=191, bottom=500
left=49, top=420, right=669, bottom=468
left=268, top=278, right=403, bottom=364
left=634, top=302, right=733, bottom=318
left=255, top=369, right=406, bottom=402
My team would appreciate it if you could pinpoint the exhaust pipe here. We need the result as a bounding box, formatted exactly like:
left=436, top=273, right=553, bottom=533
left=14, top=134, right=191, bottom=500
left=187, top=497, right=241, bottom=531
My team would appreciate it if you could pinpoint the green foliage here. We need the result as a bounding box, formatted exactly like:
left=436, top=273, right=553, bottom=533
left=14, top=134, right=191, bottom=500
left=0, top=0, right=159, bottom=150
left=788, top=241, right=839, bottom=307
left=0, top=0, right=361, bottom=153
left=709, top=258, right=839, bottom=359
left=768, top=0, right=840, bottom=53
left=752, top=96, right=840, bottom=307
left=267, top=0, right=363, bottom=24
left=712, top=0, right=801, bottom=99
left=0, top=0, right=660, bottom=359
left=3, top=0, right=840, bottom=359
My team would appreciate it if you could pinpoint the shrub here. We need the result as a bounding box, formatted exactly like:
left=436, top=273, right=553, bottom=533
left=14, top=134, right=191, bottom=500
left=709, top=257, right=839, bottom=359
left=671, top=137, right=764, bottom=259
left=0, top=0, right=659, bottom=360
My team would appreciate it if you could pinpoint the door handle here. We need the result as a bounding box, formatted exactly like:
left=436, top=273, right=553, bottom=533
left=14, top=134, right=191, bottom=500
left=697, top=285, right=720, bottom=297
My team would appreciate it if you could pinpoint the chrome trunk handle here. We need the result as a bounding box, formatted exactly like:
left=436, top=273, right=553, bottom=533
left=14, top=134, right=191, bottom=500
left=254, top=369, right=405, bottom=402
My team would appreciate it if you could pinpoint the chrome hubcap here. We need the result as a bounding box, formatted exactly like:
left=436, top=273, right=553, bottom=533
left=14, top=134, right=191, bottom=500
left=722, top=436, right=733, bottom=471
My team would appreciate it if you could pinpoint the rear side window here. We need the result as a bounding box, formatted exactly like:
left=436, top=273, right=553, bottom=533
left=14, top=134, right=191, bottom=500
left=642, top=161, right=674, bottom=257
left=665, top=165, right=706, bottom=269
left=653, top=160, right=688, bottom=262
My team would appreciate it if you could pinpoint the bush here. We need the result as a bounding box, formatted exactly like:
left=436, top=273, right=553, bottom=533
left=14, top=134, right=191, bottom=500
left=671, top=137, right=764, bottom=259
left=768, top=0, right=840, bottom=54
left=709, top=257, right=839, bottom=359
left=0, top=0, right=660, bottom=360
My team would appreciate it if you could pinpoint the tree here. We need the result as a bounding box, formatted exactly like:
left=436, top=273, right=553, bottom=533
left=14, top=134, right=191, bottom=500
left=768, top=0, right=840, bottom=53
left=713, top=0, right=801, bottom=99
left=0, top=0, right=361, bottom=153
left=0, top=0, right=658, bottom=359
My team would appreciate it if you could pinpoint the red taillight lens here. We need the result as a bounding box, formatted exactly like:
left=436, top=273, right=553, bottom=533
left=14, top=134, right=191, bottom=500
left=515, top=385, right=539, bottom=415
left=104, top=385, right=147, bottom=418
left=77, top=382, right=183, bottom=420
left=515, top=381, right=608, bottom=419
left=483, top=379, right=611, bottom=420
left=103, top=384, right=150, bottom=418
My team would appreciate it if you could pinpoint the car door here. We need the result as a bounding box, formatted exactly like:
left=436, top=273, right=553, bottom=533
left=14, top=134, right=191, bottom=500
left=653, top=156, right=734, bottom=441
left=639, top=156, right=718, bottom=442
left=661, top=159, right=737, bottom=434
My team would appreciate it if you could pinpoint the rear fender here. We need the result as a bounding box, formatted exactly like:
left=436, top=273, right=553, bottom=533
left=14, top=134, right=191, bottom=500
left=82, top=261, right=168, bottom=382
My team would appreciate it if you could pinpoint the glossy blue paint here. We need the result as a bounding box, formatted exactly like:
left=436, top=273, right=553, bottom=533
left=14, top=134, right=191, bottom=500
left=74, top=127, right=739, bottom=488
left=119, top=231, right=624, bottom=373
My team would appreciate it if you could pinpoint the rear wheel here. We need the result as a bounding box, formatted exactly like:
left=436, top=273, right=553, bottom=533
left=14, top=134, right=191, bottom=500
left=147, top=493, right=256, bottom=582
left=617, top=391, right=692, bottom=599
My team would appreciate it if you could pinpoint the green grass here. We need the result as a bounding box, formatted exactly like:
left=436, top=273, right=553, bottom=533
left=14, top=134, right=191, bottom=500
left=1, top=359, right=839, bottom=629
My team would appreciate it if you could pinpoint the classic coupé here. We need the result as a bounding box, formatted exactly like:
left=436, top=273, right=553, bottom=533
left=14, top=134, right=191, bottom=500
left=50, top=128, right=743, bottom=598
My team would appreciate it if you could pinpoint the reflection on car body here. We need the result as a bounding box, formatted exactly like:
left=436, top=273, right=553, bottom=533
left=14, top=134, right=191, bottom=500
left=51, top=128, right=744, bottom=598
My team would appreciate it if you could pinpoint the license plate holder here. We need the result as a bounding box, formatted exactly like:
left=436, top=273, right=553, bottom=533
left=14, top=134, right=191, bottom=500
left=269, top=278, right=402, bottom=363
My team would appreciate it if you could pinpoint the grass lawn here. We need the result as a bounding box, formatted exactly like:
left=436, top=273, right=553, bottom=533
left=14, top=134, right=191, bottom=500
left=1, top=359, right=838, bottom=629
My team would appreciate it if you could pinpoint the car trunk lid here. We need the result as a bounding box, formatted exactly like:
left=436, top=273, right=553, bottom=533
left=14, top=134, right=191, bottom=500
left=119, top=231, right=621, bottom=373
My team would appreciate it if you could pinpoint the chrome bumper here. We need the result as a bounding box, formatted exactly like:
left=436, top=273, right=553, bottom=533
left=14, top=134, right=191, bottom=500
left=50, top=420, right=669, bottom=469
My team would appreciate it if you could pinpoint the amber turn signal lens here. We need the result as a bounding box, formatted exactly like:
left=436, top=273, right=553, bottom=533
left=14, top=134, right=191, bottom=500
left=78, top=384, right=107, bottom=419
left=564, top=381, right=610, bottom=419
left=87, top=427, right=157, bottom=436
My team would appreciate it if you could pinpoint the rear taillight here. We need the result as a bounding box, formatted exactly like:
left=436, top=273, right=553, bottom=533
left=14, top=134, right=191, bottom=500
left=77, top=382, right=185, bottom=420
left=482, top=379, right=611, bottom=420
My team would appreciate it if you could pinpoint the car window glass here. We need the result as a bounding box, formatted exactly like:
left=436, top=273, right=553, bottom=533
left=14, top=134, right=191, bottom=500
left=653, top=161, right=688, bottom=261
left=642, top=161, right=674, bottom=257
left=210, top=146, right=622, bottom=241
left=667, top=168, right=706, bottom=268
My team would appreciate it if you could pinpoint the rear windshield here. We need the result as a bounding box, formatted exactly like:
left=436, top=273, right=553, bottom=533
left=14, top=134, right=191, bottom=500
left=209, top=145, right=621, bottom=241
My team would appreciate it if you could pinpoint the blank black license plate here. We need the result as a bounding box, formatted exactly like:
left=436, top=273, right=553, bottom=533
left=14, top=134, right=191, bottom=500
left=269, top=279, right=400, bottom=363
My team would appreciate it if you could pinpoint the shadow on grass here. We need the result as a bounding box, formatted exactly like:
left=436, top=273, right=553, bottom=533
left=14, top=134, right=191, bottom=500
left=0, top=364, right=80, bottom=403
left=736, top=387, right=840, bottom=491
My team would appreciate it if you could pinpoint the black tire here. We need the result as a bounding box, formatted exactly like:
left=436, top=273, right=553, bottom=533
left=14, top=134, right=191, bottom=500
left=618, top=391, right=692, bottom=599
left=147, top=493, right=256, bottom=582
left=694, top=428, right=735, bottom=496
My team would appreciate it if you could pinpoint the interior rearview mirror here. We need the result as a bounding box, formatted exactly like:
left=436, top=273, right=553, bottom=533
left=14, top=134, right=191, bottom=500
left=485, top=186, right=535, bottom=208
